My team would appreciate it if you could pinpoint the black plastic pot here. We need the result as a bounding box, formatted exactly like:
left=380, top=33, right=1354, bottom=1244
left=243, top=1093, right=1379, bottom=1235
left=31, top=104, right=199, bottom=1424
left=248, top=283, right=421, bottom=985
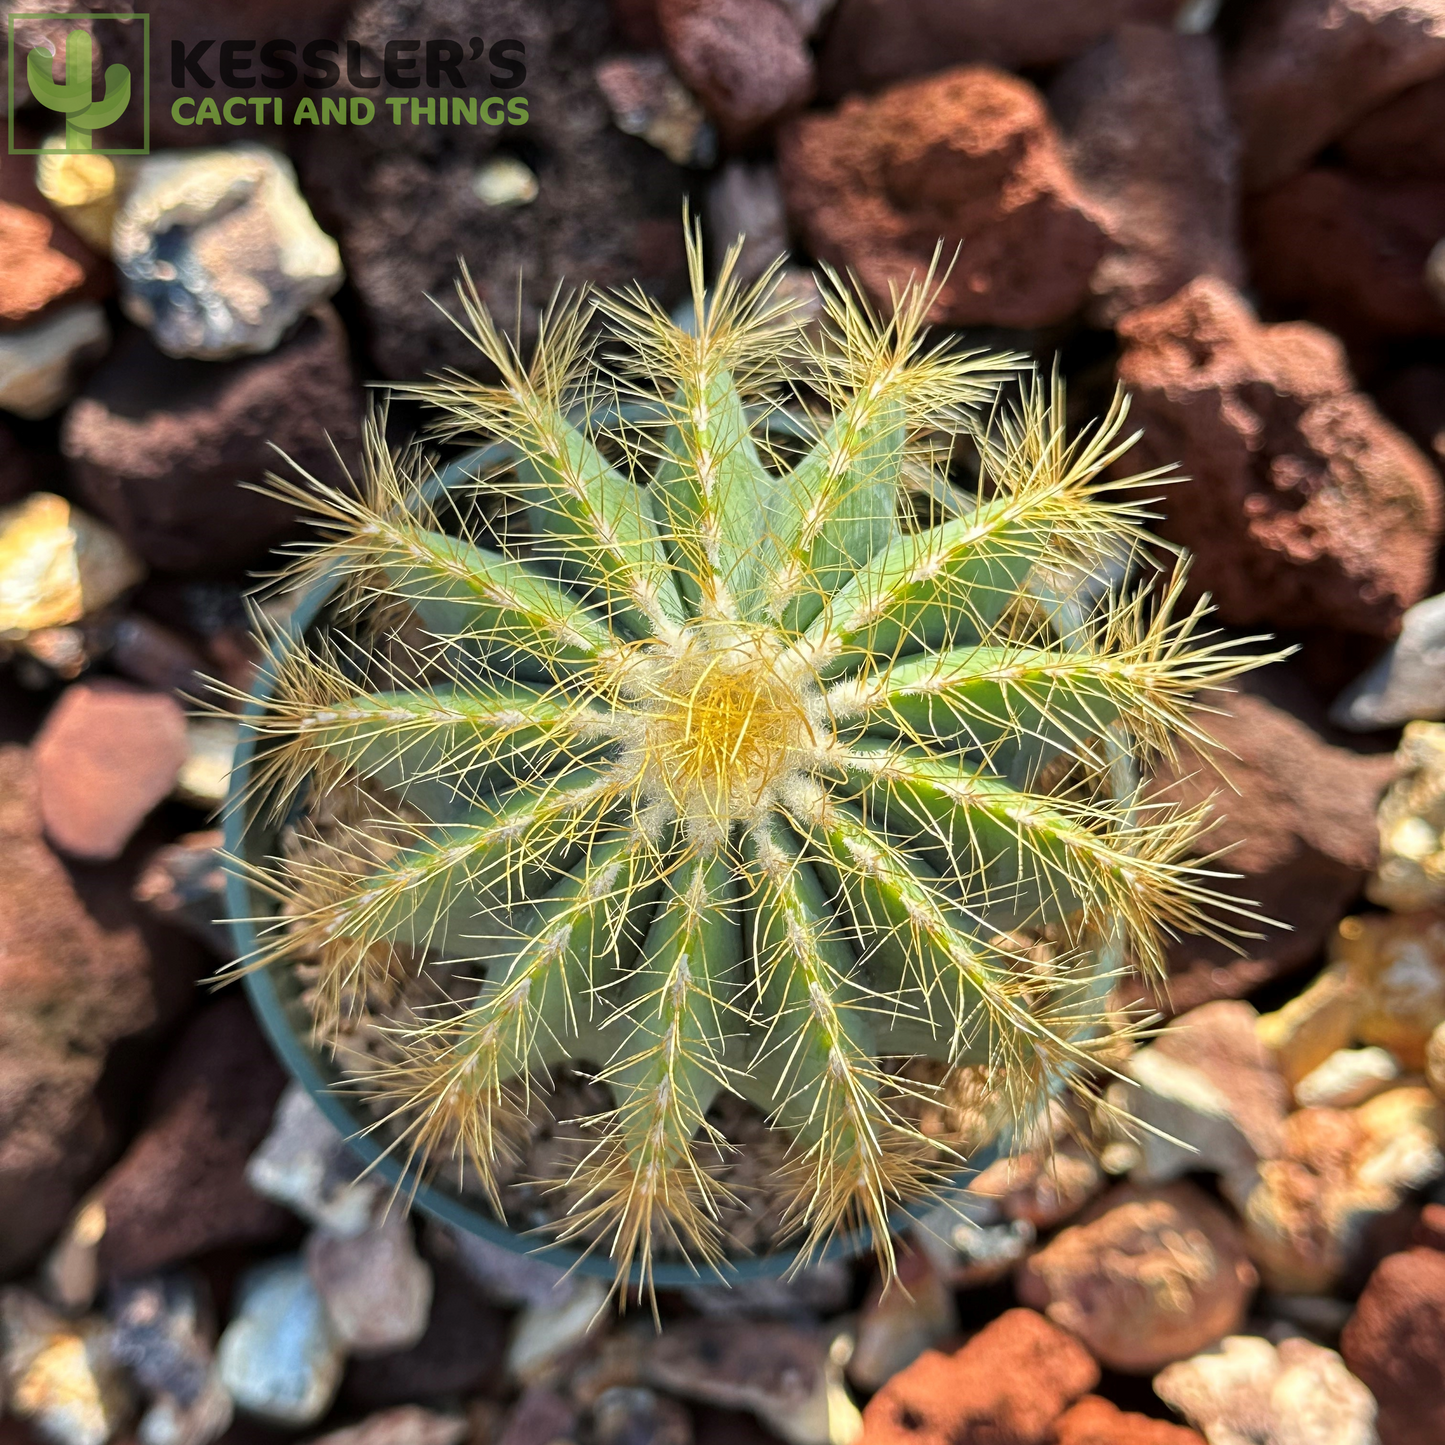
left=224, top=442, right=1001, bottom=1287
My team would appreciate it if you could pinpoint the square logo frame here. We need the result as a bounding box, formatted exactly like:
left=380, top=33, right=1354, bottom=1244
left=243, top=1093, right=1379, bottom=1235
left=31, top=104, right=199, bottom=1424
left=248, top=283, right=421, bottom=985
left=7, top=10, right=149, bottom=155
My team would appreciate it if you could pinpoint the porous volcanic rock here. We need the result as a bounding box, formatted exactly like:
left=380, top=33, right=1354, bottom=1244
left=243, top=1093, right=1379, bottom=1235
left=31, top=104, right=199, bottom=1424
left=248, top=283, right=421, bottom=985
left=92, top=996, right=292, bottom=1278
left=815, top=0, right=1180, bottom=100
left=62, top=310, right=361, bottom=573
left=1229, top=0, right=1445, bottom=191
left=1246, top=169, right=1445, bottom=343
left=1115, top=276, right=1443, bottom=637
left=778, top=66, right=1107, bottom=329
left=861, top=1308, right=1098, bottom=1445
left=295, top=0, right=689, bottom=381
left=1341, top=1246, right=1445, bottom=1444
left=0, top=745, right=203, bottom=1274
left=1053, top=1396, right=1205, bottom=1445
left=656, top=0, right=813, bottom=145
left=1050, top=25, right=1244, bottom=325
left=1137, top=671, right=1396, bottom=1015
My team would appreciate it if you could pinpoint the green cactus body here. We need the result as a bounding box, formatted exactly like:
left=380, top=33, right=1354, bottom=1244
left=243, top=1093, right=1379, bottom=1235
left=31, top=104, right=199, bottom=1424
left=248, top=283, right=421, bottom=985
left=26, top=31, right=130, bottom=151
left=234, top=231, right=1271, bottom=1290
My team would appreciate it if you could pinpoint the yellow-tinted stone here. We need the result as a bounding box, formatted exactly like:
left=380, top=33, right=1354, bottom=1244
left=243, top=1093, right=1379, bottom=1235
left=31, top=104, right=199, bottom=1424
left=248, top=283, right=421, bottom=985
left=0, top=492, right=144, bottom=638
left=35, top=144, right=126, bottom=255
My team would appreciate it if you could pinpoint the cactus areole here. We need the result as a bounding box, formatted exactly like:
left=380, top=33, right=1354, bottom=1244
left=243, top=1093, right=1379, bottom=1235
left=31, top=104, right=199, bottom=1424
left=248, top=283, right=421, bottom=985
left=224, top=228, right=1268, bottom=1294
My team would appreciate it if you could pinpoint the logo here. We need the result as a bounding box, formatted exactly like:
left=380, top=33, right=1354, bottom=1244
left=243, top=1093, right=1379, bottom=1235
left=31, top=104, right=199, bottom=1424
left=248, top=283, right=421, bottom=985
left=7, top=12, right=150, bottom=154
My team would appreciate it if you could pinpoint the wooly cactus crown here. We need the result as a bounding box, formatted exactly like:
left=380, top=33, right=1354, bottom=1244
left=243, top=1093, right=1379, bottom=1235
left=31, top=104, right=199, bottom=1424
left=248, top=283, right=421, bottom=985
left=233, top=227, right=1266, bottom=1292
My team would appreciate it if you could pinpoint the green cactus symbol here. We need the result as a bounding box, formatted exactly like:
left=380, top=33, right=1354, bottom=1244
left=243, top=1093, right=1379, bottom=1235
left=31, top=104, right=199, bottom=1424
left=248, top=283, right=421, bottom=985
left=27, top=29, right=130, bottom=151
left=229, top=220, right=1281, bottom=1297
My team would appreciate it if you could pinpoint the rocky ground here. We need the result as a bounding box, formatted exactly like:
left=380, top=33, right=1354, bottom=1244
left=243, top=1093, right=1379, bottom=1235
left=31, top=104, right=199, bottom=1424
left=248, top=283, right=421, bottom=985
left=6, top=2, right=1445, bottom=1444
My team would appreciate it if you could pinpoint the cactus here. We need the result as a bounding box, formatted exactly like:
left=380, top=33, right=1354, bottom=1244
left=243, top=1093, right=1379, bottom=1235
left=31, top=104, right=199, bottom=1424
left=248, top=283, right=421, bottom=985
left=233, top=227, right=1271, bottom=1292
left=27, top=30, right=131, bottom=151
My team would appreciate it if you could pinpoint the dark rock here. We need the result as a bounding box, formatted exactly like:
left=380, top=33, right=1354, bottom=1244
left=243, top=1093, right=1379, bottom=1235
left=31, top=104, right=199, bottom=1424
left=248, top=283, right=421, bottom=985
left=778, top=67, right=1107, bottom=329
left=92, top=997, right=292, bottom=1279
left=62, top=309, right=362, bottom=573
left=107, top=614, right=211, bottom=700
left=0, top=416, right=37, bottom=505
left=0, top=148, right=110, bottom=332
left=1229, top=0, right=1445, bottom=192
left=32, top=679, right=188, bottom=862
left=1339, top=71, right=1445, bottom=178
left=861, top=1308, right=1098, bottom=1445
left=1050, top=25, right=1244, bottom=326
left=1341, top=1246, right=1445, bottom=1445
left=132, top=830, right=232, bottom=958
left=295, top=0, right=689, bottom=381
left=497, top=1389, right=578, bottom=1445
left=1114, top=275, right=1444, bottom=637
left=108, top=1273, right=217, bottom=1406
left=1134, top=670, right=1396, bottom=1016
left=1246, top=169, right=1445, bottom=343
left=0, top=744, right=203, bottom=1275
left=815, top=0, right=1179, bottom=101
left=656, top=0, right=813, bottom=146
left=592, top=1389, right=692, bottom=1445
left=339, top=1260, right=509, bottom=1408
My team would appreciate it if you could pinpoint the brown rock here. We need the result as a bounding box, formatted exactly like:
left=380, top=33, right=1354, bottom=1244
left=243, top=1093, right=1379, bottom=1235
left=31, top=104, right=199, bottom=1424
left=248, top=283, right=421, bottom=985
left=1341, top=1246, right=1445, bottom=1445
left=848, top=1245, right=959, bottom=1394
left=0, top=744, right=202, bottom=1274
left=1246, top=169, right=1445, bottom=342
left=496, top=1389, right=578, bottom=1445
left=1016, top=1183, right=1258, bottom=1375
left=296, top=0, right=688, bottom=382
left=1050, top=25, right=1243, bottom=326
left=1339, top=72, right=1445, bottom=177
left=1229, top=0, right=1445, bottom=192
left=1413, top=1199, right=1445, bottom=1248
left=306, top=1407, right=467, bottom=1445
left=32, top=679, right=188, bottom=862
left=657, top=0, right=813, bottom=146
left=62, top=310, right=362, bottom=573
left=1241, top=1087, right=1445, bottom=1292
left=861, top=1308, right=1098, bottom=1445
left=1115, top=276, right=1444, bottom=637
left=816, top=0, right=1179, bottom=100
left=93, top=996, right=291, bottom=1277
left=779, top=67, right=1107, bottom=329
left=0, top=417, right=36, bottom=505
left=1136, top=672, right=1396, bottom=1016
left=968, top=1134, right=1104, bottom=1232
left=0, top=150, right=108, bottom=331
left=1051, top=1396, right=1204, bottom=1445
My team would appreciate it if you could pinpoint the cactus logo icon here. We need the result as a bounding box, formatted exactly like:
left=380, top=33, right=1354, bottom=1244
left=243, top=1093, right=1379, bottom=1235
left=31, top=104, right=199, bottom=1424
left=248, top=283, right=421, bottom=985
left=7, top=12, right=149, bottom=154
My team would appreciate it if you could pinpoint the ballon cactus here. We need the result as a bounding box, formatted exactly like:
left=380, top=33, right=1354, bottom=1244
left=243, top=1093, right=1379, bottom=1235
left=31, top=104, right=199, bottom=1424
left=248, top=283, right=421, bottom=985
left=233, top=228, right=1268, bottom=1291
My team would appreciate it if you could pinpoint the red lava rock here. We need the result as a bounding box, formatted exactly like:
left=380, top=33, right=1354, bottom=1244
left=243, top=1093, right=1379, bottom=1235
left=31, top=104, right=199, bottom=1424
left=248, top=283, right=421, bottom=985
left=778, top=67, right=1107, bottom=329
left=1246, top=169, right=1445, bottom=343
left=657, top=0, right=813, bottom=145
left=32, top=679, right=188, bottom=863
left=1050, top=25, right=1244, bottom=326
left=1339, top=72, right=1445, bottom=177
left=0, top=744, right=202, bottom=1275
left=1341, top=1246, right=1445, bottom=1445
left=92, top=996, right=291, bottom=1278
left=1051, top=1396, right=1205, bottom=1445
left=1229, top=0, right=1445, bottom=192
left=0, top=150, right=108, bottom=331
left=1137, top=672, right=1396, bottom=1015
left=815, top=0, right=1179, bottom=100
left=62, top=310, right=362, bottom=573
left=1016, top=1183, right=1258, bottom=1375
left=861, top=1307, right=1098, bottom=1445
left=1115, top=275, right=1443, bottom=637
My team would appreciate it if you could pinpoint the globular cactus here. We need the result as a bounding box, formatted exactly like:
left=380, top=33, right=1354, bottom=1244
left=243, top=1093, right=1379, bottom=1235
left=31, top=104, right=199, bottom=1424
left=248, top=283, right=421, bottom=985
left=233, top=227, right=1269, bottom=1292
